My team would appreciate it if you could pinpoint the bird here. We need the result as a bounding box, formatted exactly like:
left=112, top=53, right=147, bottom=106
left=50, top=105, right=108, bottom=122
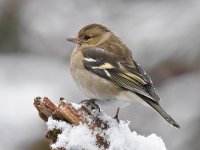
left=67, top=23, right=180, bottom=128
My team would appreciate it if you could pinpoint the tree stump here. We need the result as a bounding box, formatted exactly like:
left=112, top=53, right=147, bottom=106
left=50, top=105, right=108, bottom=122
left=34, top=97, right=167, bottom=150
left=34, top=97, right=110, bottom=149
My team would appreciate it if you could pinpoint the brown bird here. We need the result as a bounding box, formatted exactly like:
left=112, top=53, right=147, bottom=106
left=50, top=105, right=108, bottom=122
left=67, top=23, right=180, bottom=128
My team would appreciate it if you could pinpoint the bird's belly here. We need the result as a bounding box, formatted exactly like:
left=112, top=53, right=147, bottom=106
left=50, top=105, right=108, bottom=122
left=71, top=67, right=120, bottom=100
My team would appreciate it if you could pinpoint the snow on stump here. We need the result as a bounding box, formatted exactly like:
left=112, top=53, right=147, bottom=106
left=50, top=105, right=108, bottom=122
left=34, top=97, right=167, bottom=150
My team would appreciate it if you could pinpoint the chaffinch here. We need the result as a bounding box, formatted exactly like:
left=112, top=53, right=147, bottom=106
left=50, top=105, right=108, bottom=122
left=67, top=23, right=180, bottom=128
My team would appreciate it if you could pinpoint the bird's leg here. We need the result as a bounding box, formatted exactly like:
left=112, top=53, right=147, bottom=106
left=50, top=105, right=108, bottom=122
left=114, top=107, right=120, bottom=123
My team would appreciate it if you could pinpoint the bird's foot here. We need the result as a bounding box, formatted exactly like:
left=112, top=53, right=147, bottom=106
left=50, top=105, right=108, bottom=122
left=80, top=99, right=100, bottom=113
left=80, top=98, right=97, bottom=104
left=114, top=107, right=120, bottom=123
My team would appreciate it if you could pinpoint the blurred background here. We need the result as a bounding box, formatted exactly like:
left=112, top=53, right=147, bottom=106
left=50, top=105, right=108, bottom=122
left=0, top=0, right=200, bottom=149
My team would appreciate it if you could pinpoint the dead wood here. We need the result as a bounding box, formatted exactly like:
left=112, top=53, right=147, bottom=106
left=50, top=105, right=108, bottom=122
left=34, top=97, right=110, bottom=149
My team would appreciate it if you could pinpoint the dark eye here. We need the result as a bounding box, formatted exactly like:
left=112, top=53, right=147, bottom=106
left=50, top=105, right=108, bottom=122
left=83, top=35, right=91, bottom=40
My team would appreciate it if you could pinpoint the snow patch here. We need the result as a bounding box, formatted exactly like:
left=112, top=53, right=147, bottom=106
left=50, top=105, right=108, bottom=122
left=47, top=116, right=166, bottom=150
left=47, top=118, right=97, bottom=150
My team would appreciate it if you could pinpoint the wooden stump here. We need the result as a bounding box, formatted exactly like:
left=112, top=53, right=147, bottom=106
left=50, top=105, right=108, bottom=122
left=34, top=97, right=111, bottom=149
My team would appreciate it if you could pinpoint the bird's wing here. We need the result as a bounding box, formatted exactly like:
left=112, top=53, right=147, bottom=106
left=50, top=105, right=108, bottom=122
left=82, top=47, right=160, bottom=102
left=120, top=60, right=160, bottom=101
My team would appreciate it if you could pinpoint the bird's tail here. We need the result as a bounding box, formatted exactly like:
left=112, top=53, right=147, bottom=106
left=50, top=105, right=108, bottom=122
left=143, top=97, right=180, bottom=128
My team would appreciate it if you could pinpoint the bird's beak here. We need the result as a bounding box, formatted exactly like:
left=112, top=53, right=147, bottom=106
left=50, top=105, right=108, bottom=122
left=67, top=37, right=82, bottom=45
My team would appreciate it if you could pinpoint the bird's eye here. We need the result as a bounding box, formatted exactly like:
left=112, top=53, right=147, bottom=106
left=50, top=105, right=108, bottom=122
left=83, top=35, right=91, bottom=41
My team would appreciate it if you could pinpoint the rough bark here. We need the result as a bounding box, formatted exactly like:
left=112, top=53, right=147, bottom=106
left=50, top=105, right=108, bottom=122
left=34, top=97, right=109, bottom=150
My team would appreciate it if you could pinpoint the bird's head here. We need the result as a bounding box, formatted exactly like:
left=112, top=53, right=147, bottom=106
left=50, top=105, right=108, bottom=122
left=67, top=24, right=112, bottom=47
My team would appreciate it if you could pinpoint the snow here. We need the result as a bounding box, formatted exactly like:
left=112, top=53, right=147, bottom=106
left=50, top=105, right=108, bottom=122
left=105, top=122, right=166, bottom=150
left=47, top=118, right=98, bottom=150
left=71, top=102, right=82, bottom=109
left=47, top=112, right=166, bottom=150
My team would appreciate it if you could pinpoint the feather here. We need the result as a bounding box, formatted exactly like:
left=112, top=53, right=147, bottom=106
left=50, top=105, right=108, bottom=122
left=82, top=47, right=160, bottom=102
